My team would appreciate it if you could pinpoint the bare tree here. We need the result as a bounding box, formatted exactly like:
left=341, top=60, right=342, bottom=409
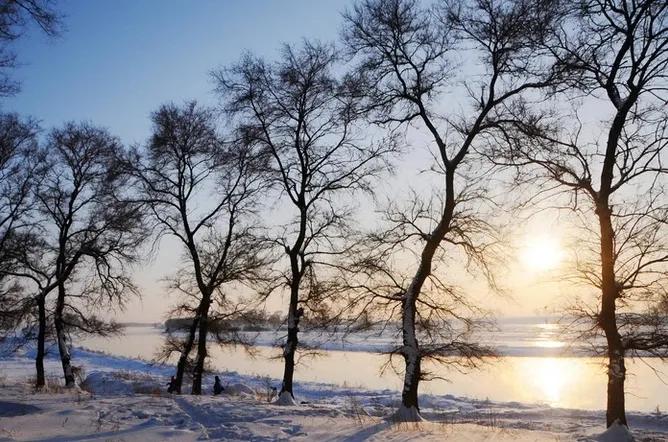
left=0, top=0, right=61, bottom=343
left=8, top=122, right=146, bottom=388
left=0, top=0, right=61, bottom=96
left=341, top=0, right=565, bottom=420
left=214, top=41, right=395, bottom=404
left=129, top=101, right=271, bottom=395
left=487, top=0, right=668, bottom=428
left=0, top=113, right=41, bottom=342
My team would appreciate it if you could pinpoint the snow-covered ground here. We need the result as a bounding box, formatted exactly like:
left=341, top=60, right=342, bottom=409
left=1, top=348, right=667, bottom=441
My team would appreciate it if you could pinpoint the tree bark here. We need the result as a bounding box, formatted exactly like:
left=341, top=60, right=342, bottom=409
left=400, top=323, right=421, bottom=411
left=396, top=170, right=456, bottom=420
left=280, top=281, right=299, bottom=400
left=597, top=204, right=627, bottom=427
left=54, top=282, right=75, bottom=387
left=173, top=314, right=200, bottom=394
left=35, top=293, right=46, bottom=389
left=191, top=298, right=211, bottom=395
left=279, top=202, right=307, bottom=402
left=596, top=103, right=632, bottom=427
left=398, top=268, right=428, bottom=418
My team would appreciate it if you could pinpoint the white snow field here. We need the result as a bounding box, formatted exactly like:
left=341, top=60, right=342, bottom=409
left=0, top=348, right=666, bottom=441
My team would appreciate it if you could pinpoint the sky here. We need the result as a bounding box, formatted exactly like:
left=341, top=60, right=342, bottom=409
left=3, top=0, right=351, bottom=143
left=3, top=0, right=572, bottom=322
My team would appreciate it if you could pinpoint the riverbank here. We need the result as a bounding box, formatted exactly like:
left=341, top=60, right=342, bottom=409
left=76, top=325, right=668, bottom=412
left=1, top=348, right=666, bottom=440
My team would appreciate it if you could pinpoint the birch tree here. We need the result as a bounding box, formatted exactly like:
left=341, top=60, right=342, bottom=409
left=214, top=41, right=395, bottom=404
left=342, top=0, right=565, bottom=420
left=488, top=0, right=668, bottom=428
left=10, top=122, right=146, bottom=388
left=0, top=113, right=41, bottom=342
left=129, top=101, right=271, bottom=395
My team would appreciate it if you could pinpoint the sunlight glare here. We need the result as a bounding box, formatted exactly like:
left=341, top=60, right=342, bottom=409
left=520, top=235, right=564, bottom=271
left=521, top=358, right=577, bottom=405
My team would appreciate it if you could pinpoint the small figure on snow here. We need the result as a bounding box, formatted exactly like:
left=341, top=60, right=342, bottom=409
left=213, top=375, right=224, bottom=395
left=167, top=376, right=177, bottom=393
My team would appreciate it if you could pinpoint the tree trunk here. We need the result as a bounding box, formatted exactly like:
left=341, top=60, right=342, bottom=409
left=597, top=204, right=627, bottom=427
left=35, top=294, right=46, bottom=389
left=395, top=170, right=455, bottom=421
left=54, top=283, right=75, bottom=387
left=279, top=284, right=299, bottom=404
left=596, top=104, right=632, bottom=428
left=400, top=293, right=421, bottom=414
left=395, top=281, right=424, bottom=422
left=191, top=299, right=210, bottom=395
left=173, top=314, right=200, bottom=394
left=280, top=326, right=298, bottom=395
left=606, top=347, right=627, bottom=427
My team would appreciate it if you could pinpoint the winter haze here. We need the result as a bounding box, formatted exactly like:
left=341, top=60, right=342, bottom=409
left=1, top=0, right=667, bottom=440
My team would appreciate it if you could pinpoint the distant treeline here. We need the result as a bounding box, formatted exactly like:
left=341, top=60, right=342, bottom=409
left=164, top=311, right=284, bottom=333
left=164, top=310, right=375, bottom=333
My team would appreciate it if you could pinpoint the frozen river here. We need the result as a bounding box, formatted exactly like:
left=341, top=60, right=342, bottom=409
left=81, top=320, right=668, bottom=413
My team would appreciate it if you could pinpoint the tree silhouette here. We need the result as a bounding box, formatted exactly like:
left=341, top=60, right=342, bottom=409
left=488, top=0, right=668, bottom=427
left=215, top=41, right=395, bottom=403
left=342, top=0, right=565, bottom=420
left=129, top=101, right=271, bottom=394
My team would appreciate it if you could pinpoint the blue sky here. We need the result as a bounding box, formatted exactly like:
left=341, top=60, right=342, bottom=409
left=3, top=0, right=350, bottom=144
left=3, top=0, right=360, bottom=321
left=2, top=1, right=568, bottom=321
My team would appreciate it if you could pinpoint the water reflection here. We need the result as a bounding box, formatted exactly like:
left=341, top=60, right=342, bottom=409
left=532, top=358, right=564, bottom=403
left=81, top=327, right=668, bottom=412
left=516, top=357, right=589, bottom=405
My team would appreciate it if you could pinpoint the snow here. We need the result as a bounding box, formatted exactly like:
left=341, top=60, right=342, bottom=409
left=224, top=382, right=256, bottom=397
left=0, top=384, right=565, bottom=441
left=392, top=404, right=424, bottom=422
left=275, top=390, right=298, bottom=405
left=595, top=421, right=635, bottom=442
left=82, top=371, right=163, bottom=396
left=0, top=347, right=667, bottom=441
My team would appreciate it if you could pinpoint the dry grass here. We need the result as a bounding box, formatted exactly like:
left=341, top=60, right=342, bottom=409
left=28, top=375, right=67, bottom=393
left=71, top=366, right=86, bottom=385
left=133, top=384, right=164, bottom=395
left=388, top=419, right=424, bottom=432
left=105, top=371, right=153, bottom=381
left=345, top=393, right=378, bottom=425
left=254, top=376, right=277, bottom=403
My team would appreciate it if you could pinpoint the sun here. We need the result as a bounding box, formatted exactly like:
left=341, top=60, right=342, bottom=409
left=520, top=235, right=564, bottom=271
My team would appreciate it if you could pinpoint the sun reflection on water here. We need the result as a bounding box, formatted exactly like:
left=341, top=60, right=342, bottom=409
left=531, top=323, right=567, bottom=349
left=535, top=339, right=565, bottom=348
left=520, top=357, right=583, bottom=405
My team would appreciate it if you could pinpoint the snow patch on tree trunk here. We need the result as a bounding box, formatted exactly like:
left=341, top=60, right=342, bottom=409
left=274, top=390, right=297, bottom=406
left=595, top=420, right=634, bottom=442
left=609, top=351, right=625, bottom=381
left=56, top=330, right=75, bottom=387
left=391, top=405, right=424, bottom=422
